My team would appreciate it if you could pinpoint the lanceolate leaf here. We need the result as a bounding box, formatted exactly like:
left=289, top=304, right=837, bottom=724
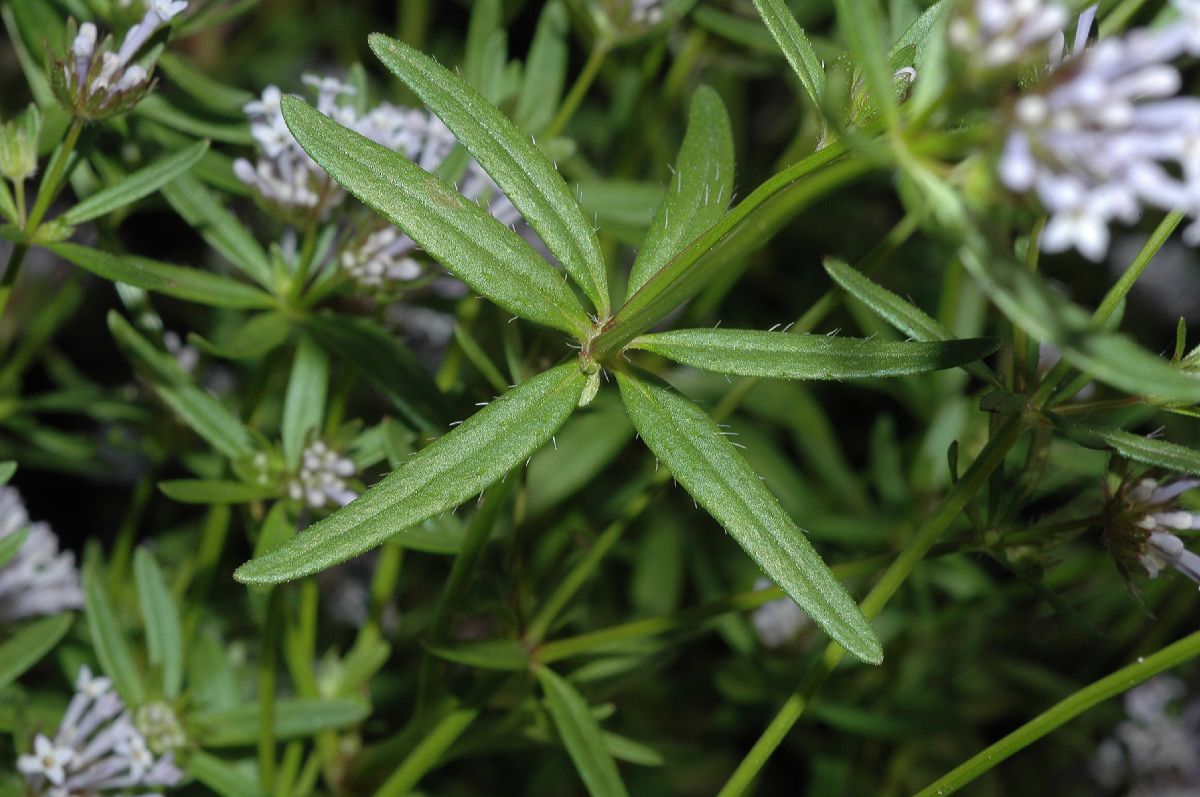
left=235, top=362, right=587, bottom=585
left=824, top=257, right=1000, bottom=385
left=62, top=140, right=210, bottom=224
left=281, top=96, right=590, bottom=337
left=537, top=667, right=630, bottom=797
left=368, top=33, right=610, bottom=316
left=958, top=243, right=1200, bottom=402
left=615, top=370, right=882, bottom=664
left=84, top=562, right=146, bottom=704
left=161, top=173, right=274, bottom=289
left=628, top=86, right=734, bottom=297
left=281, top=335, right=328, bottom=469
left=631, top=329, right=999, bottom=380
left=49, top=243, right=275, bottom=310
left=834, top=0, right=899, bottom=127
left=1051, top=418, right=1200, bottom=476
left=191, top=698, right=370, bottom=746
left=134, top=548, right=185, bottom=698
left=108, top=312, right=255, bottom=460
left=514, top=0, right=569, bottom=134
left=0, top=613, right=72, bottom=691
left=752, top=0, right=825, bottom=110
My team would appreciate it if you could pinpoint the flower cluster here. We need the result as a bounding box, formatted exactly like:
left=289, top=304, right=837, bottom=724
left=51, top=1, right=187, bottom=121
left=287, top=440, right=358, bottom=509
left=628, top=0, right=665, bottom=26
left=750, top=578, right=810, bottom=648
left=948, top=0, right=1073, bottom=69
left=1104, top=477, right=1200, bottom=586
left=0, top=485, right=83, bottom=623
left=1091, top=676, right=1200, bottom=795
left=235, top=74, right=521, bottom=267
left=990, top=0, right=1200, bottom=260
left=18, top=667, right=182, bottom=796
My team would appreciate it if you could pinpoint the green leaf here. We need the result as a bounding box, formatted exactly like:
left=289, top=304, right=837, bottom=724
left=527, top=396, right=634, bottom=516
left=537, top=667, right=630, bottom=797
left=424, top=638, right=529, bottom=671
left=48, top=243, right=275, bottom=310
left=161, top=173, right=274, bottom=288
left=835, top=0, right=899, bottom=127
left=134, top=548, right=184, bottom=698
left=186, top=752, right=266, bottom=797
left=632, top=329, right=999, bottom=380
left=615, top=370, right=882, bottom=664
left=824, top=257, right=1000, bottom=384
left=62, top=140, right=210, bottom=225
left=160, top=480, right=278, bottom=504
left=1051, top=419, right=1200, bottom=476
left=189, top=312, right=292, bottom=360
left=235, top=361, right=586, bottom=585
left=281, top=335, right=328, bottom=469
left=628, top=86, right=734, bottom=297
left=0, top=613, right=72, bottom=690
left=84, top=561, right=146, bottom=704
left=752, top=0, right=825, bottom=110
left=514, top=1, right=569, bottom=134
left=281, top=95, right=590, bottom=337
left=0, top=461, right=14, bottom=485
left=191, top=698, right=370, bottom=747
left=156, top=53, right=254, bottom=115
left=0, top=528, right=26, bottom=569
left=134, top=95, right=254, bottom=145
left=302, top=313, right=445, bottom=433
left=958, top=242, right=1200, bottom=402
left=108, top=312, right=255, bottom=459
left=367, top=33, right=610, bottom=317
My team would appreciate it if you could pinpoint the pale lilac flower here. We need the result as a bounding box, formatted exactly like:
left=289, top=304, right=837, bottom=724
left=750, top=577, right=809, bottom=648
left=1116, top=478, right=1200, bottom=584
left=57, top=2, right=187, bottom=119
left=340, top=226, right=423, bottom=288
left=17, top=666, right=182, bottom=797
left=287, top=440, right=358, bottom=509
left=948, top=0, right=1071, bottom=68
left=1090, top=676, right=1200, bottom=794
left=628, top=0, right=665, bottom=26
left=997, top=1, right=1200, bottom=260
left=0, top=486, right=83, bottom=622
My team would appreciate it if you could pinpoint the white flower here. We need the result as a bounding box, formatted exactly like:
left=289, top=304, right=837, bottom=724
left=949, top=0, right=1071, bottom=68
left=1119, top=479, right=1200, bottom=584
left=750, top=578, right=809, bottom=648
left=0, top=486, right=83, bottom=623
left=997, top=2, right=1200, bottom=260
left=339, top=226, right=423, bottom=288
left=288, top=440, right=358, bottom=509
left=17, top=666, right=182, bottom=796
left=18, top=736, right=74, bottom=786
left=628, top=0, right=664, bottom=26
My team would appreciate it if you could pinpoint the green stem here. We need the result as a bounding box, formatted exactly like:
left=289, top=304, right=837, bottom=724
left=0, top=243, right=28, bottom=318
left=717, top=414, right=1026, bottom=797
left=373, top=706, right=479, bottom=797
left=399, top=0, right=430, bottom=49
left=916, top=628, right=1200, bottom=796
left=524, top=487, right=656, bottom=645
left=27, top=121, right=82, bottom=233
left=259, top=589, right=282, bottom=793
left=1030, top=210, right=1183, bottom=407
left=543, top=40, right=610, bottom=140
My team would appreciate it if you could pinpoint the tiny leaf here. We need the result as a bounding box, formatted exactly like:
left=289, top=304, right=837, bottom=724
left=537, top=667, right=630, bottom=797
left=134, top=548, right=184, bottom=698
left=62, top=140, right=210, bottom=225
